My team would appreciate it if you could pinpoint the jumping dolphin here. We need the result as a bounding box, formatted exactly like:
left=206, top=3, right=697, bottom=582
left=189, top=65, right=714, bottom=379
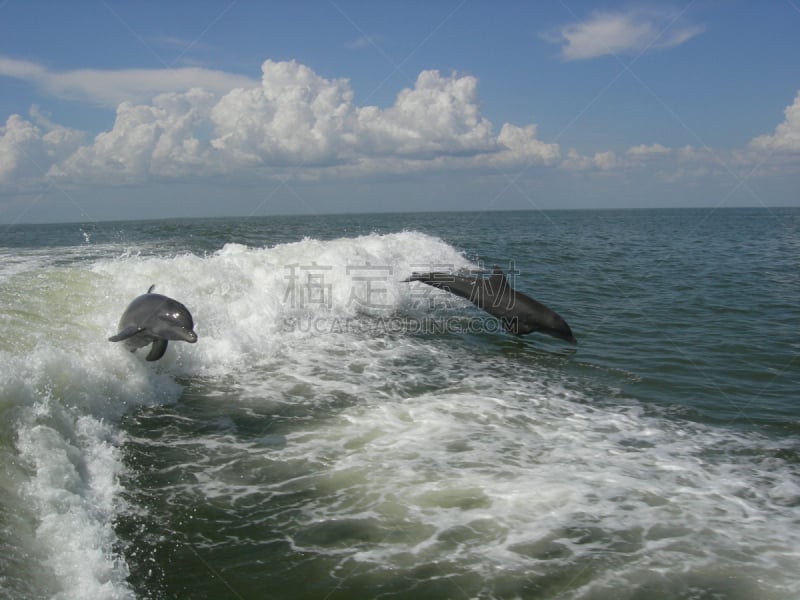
left=404, top=267, right=576, bottom=343
left=108, top=285, right=198, bottom=361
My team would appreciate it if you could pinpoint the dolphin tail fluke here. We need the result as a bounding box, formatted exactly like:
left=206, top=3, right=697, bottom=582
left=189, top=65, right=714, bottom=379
left=403, top=272, right=477, bottom=303
left=109, top=325, right=143, bottom=342
left=403, top=272, right=455, bottom=284
left=146, top=339, right=168, bottom=361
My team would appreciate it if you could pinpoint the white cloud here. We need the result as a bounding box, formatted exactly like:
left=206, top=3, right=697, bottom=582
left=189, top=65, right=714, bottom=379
left=560, top=148, right=624, bottom=171
left=38, top=59, right=560, bottom=185
left=210, top=60, right=359, bottom=168
left=560, top=144, right=675, bottom=172
left=749, top=91, right=800, bottom=153
left=357, top=69, right=497, bottom=158
left=675, top=144, right=715, bottom=163
left=652, top=92, right=800, bottom=182
left=0, top=112, right=84, bottom=186
left=545, top=9, right=703, bottom=61
left=0, top=55, right=257, bottom=107
left=626, top=143, right=671, bottom=158
left=593, top=150, right=623, bottom=170
left=346, top=34, right=385, bottom=50
left=23, top=55, right=780, bottom=193
left=32, top=56, right=789, bottom=191
left=493, top=124, right=561, bottom=166
left=0, top=56, right=47, bottom=80
left=560, top=149, right=594, bottom=170
left=52, top=89, right=217, bottom=183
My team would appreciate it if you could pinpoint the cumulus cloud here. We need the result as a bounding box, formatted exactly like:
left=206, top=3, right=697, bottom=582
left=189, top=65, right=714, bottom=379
left=749, top=91, right=800, bottom=153
left=210, top=60, right=359, bottom=168
left=21, top=56, right=795, bottom=193
left=52, top=89, right=217, bottom=183
left=544, top=9, right=703, bottom=61
left=0, top=111, right=84, bottom=187
left=33, top=59, right=560, bottom=185
left=593, top=151, right=623, bottom=170
left=492, top=124, right=561, bottom=166
left=357, top=69, right=497, bottom=158
left=0, top=55, right=257, bottom=107
left=560, top=149, right=593, bottom=171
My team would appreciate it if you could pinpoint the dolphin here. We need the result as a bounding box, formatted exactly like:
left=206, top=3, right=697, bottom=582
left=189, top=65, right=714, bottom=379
left=108, top=285, right=198, bottom=361
left=404, top=267, right=576, bottom=343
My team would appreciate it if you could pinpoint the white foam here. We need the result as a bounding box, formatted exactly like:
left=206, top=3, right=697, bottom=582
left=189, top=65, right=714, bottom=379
left=87, top=230, right=474, bottom=374
left=4, top=229, right=798, bottom=597
left=262, top=364, right=800, bottom=596
left=129, top=305, right=800, bottom=597
left=0, top=230, right=472, bottom=597
left=17, top=416, right=134, bottom=600
left=0, top=337, right=182, bottom=597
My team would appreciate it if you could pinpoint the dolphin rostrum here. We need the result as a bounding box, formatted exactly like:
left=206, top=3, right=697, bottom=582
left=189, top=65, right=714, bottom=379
left=404, top=267, right=576, bottom=343
left=108, top=285, right=198, bottom=361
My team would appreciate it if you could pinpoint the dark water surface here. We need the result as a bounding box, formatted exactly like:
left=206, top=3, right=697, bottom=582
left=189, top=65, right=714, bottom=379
left=1, top=208, right=798, bottom=599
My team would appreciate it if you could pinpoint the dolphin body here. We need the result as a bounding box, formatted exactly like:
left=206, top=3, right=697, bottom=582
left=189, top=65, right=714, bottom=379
left=404, top=267, right=576, bottom=343
left=108, top=285, right=198, bottom=361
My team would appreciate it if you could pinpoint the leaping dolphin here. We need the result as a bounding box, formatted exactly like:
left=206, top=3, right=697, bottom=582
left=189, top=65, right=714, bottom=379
left=108, top=285, right=198, bottom=361
left=404, top=267, right=576, bottom=343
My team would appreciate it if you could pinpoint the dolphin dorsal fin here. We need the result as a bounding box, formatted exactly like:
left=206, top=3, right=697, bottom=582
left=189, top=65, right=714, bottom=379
left=147, top=284, right=156, bottom=293
left=488, top=267, right=510, bottom=291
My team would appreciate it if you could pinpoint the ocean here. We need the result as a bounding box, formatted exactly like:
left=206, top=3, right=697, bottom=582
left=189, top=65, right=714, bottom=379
left=0, top=208, right=798, bottom=599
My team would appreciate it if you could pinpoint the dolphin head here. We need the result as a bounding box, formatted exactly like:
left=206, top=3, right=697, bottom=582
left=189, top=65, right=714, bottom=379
left=545, top=323, right=577, bottom=344
left=508, top=317, right=577, bottom=343
left=509, top=302, right=576, bottom=343
left=154, top=301, right=198, bottom=343
left=535, top=310, right=577, bottom=344
left=173, top=327, right=198, bottom=343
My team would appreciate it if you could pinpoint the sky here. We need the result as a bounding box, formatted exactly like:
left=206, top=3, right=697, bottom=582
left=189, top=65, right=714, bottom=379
left=1, top=1, right=799, bottom=224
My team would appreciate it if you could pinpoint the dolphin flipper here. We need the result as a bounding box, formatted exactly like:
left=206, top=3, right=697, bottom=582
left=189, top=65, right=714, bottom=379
left=146, top=339, right=168, bottom=361
left=108, top=325, right=143, bottom=342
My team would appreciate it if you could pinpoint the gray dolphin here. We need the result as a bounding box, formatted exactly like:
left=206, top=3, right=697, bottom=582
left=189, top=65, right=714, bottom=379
left=108, top=285, right=198, bottom=361
left=404, top=267, right=576, bottom=343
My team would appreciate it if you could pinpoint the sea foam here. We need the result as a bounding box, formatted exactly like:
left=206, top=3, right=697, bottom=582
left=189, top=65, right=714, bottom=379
left=0, top=231, right=471, bottom=598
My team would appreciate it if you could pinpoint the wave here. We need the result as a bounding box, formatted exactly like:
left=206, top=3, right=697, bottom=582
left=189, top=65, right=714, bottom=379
left=0, top=230, right=472, bottom=598
left=2, top=228, right=798, bottom=598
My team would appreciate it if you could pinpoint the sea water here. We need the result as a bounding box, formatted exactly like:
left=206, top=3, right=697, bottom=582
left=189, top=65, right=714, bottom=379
left=0, top=209, right=798, bottom=599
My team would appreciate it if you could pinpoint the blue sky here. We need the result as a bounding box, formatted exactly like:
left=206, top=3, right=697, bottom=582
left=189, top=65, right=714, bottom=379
left=1, top=1, right=799, bottom=224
